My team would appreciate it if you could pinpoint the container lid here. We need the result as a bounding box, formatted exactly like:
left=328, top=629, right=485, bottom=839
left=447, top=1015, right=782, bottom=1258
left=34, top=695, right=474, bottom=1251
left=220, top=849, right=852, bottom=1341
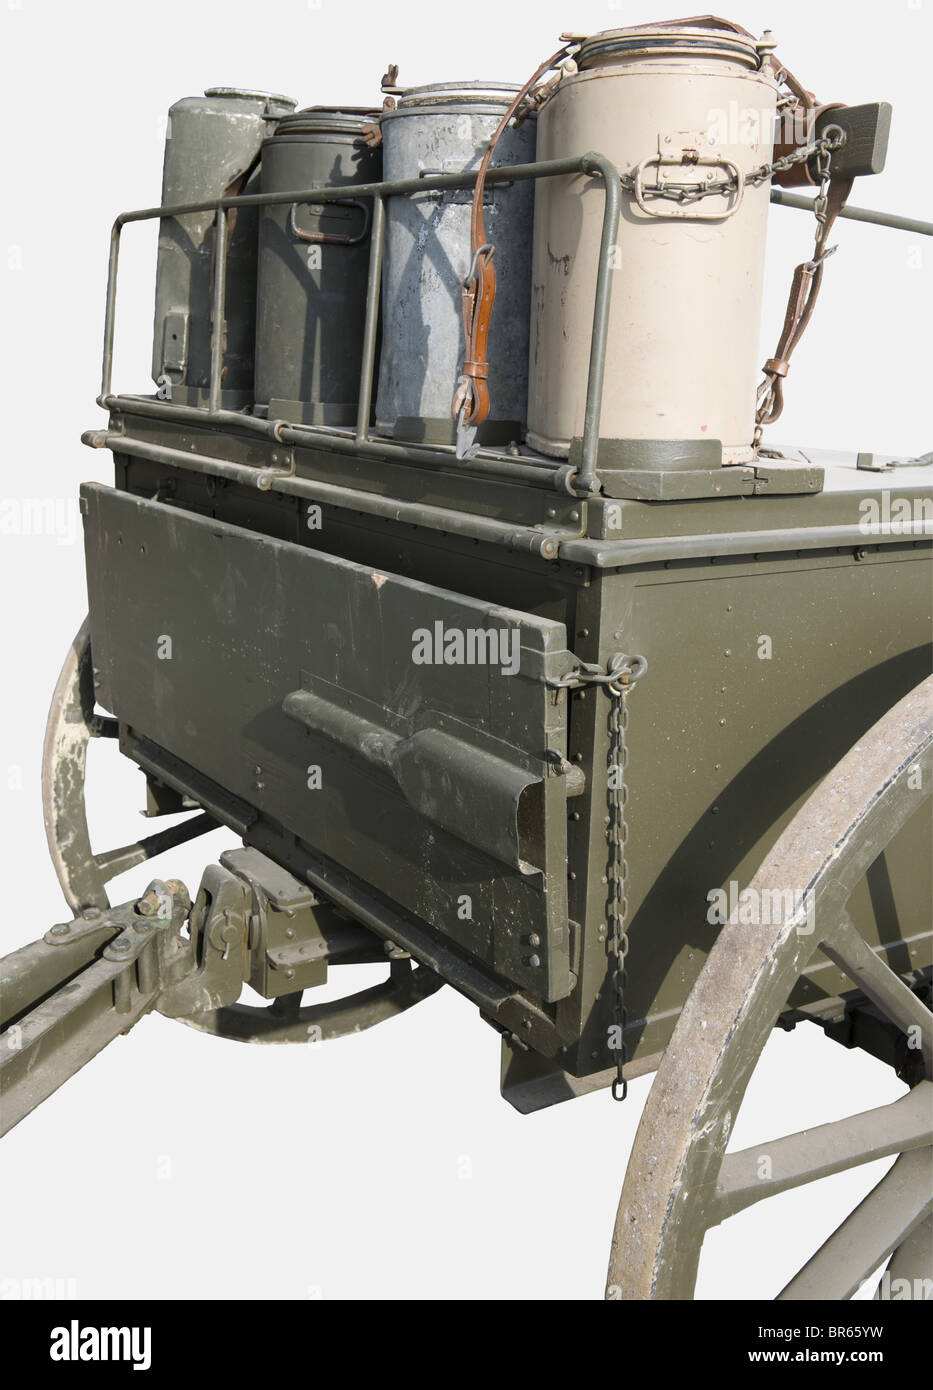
left=203, top=86, right=298, bottom=108
left=271, top=109, right=377, bottom=137
left=394, top=80, right=522, bottom=110
left=576, top=22, right=763, bottom=72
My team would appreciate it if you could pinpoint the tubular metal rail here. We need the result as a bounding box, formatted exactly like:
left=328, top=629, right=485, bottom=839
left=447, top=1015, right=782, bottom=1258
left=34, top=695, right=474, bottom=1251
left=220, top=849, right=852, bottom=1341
left=769, top=187, right=933, bottom=237
left=98, top=154, right=931, bottom=501
left=100, top=152, right=622, bottom=497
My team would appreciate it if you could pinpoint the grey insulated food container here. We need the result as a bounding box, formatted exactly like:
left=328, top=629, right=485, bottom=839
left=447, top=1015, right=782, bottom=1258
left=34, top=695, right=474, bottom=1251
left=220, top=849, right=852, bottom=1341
left=374, top=82, right=536, bottom=446
left=254, top=110, right=382, bottom=426
left=152, top=87, right=297, bottom=408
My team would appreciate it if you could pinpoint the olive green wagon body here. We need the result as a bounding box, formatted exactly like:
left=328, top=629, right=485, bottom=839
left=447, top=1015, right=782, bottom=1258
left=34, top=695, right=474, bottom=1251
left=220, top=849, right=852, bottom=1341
left=81, top=411, right=933, bottom=1101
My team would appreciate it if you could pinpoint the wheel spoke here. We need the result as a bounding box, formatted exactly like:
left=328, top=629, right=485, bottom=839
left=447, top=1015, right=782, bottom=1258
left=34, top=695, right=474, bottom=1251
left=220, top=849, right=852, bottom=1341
left=778, top=1147, right=933, bottom=1301
left=89, top=715, right=119, bottom=739
left=94, top=812, right=219, bottom=883
left=714, top=1082, right=933, bottom=1222
left=820, top=914, right=932, bottom=1073
left=875, top=1213, right=933, bottom=1297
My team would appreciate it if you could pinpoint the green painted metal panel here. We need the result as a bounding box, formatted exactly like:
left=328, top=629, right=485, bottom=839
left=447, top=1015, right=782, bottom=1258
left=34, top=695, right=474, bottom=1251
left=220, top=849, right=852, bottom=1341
left=82, top=483, right=577, bottom=1001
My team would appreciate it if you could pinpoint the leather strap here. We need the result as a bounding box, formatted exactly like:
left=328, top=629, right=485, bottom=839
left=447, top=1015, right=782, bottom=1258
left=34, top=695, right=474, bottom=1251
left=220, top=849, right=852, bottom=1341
left=452, top=45, right=575, bottom=428
left=757, top=172, right=853, bottom=427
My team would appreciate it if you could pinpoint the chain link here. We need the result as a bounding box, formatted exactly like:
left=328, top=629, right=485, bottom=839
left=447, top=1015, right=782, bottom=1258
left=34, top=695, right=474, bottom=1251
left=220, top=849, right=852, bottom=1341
left=619, top=129, right=846, bottom=207
left=607, top=684, right=631, bottom=1101
left=548, top=652, right=646, bottom=1101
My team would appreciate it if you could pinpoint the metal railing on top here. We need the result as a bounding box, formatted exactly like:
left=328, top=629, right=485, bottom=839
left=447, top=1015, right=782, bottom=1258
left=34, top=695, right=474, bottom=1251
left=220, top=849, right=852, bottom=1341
left=101, top=153, right=622, bottom=497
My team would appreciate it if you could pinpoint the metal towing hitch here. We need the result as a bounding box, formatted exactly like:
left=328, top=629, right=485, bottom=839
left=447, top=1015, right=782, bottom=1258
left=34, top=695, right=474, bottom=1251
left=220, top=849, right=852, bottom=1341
left=0, top=849, right=442, bottom=1136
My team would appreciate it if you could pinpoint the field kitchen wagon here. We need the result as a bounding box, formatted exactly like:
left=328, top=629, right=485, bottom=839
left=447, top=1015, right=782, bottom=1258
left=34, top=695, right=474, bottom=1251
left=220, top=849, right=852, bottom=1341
left=2, top=15, right=931, bottom=1300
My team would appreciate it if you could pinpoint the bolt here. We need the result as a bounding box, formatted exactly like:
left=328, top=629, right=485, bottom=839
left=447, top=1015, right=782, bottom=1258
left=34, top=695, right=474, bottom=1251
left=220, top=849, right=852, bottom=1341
left=50, top=923, right=70, bottom=936
left=110, top=939, right=130, bottom=953
left=135, top=887, right=163, bottom=917
left=528, top=954, right=541, bottom=969
left=528, top=933, right=541, bottom=948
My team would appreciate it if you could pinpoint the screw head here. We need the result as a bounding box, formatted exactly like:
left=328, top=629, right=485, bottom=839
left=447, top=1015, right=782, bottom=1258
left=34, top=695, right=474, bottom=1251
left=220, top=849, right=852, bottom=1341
left=50, top=923, right=70, bottom=936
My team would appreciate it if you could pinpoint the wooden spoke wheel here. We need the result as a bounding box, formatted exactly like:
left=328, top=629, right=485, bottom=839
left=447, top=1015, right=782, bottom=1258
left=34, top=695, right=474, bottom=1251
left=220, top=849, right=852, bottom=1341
left=609, top=674, right=933, bottom=1300
left=42, top=618, right=219, bottom=914
left=42, top=621, right=445, bottom=1037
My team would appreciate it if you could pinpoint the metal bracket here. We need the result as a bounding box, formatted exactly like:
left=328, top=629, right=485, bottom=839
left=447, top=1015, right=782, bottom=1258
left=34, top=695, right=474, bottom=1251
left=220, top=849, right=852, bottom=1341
left=256, top=445, right=296, bottom=491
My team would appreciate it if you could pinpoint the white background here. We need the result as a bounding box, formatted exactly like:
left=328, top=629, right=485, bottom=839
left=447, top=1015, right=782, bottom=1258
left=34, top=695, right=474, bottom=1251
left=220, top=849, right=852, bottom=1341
left=0, top=0, right=929, bottom=1301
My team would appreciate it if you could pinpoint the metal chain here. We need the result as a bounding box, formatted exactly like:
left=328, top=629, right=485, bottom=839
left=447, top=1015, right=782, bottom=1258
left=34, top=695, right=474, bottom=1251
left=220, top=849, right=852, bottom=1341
left=607, top=682, right=631, bottom=1101
left=811, top=134, right=835, bottom=227
left=547, top=652, right=646, bottom=1101
left=619, top=129, right=846, bottom=206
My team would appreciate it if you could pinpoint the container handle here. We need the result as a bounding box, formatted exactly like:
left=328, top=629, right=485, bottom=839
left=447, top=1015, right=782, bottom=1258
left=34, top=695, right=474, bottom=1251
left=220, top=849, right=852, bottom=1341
left=633, top=154, right=744, bottom=220
left=288, top=198, right=371, bottom=247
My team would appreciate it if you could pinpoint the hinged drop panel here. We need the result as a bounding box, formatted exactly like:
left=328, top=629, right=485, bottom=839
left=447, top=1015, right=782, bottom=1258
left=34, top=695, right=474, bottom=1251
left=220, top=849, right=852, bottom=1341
left=83, top=484, right=577, bottom=999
